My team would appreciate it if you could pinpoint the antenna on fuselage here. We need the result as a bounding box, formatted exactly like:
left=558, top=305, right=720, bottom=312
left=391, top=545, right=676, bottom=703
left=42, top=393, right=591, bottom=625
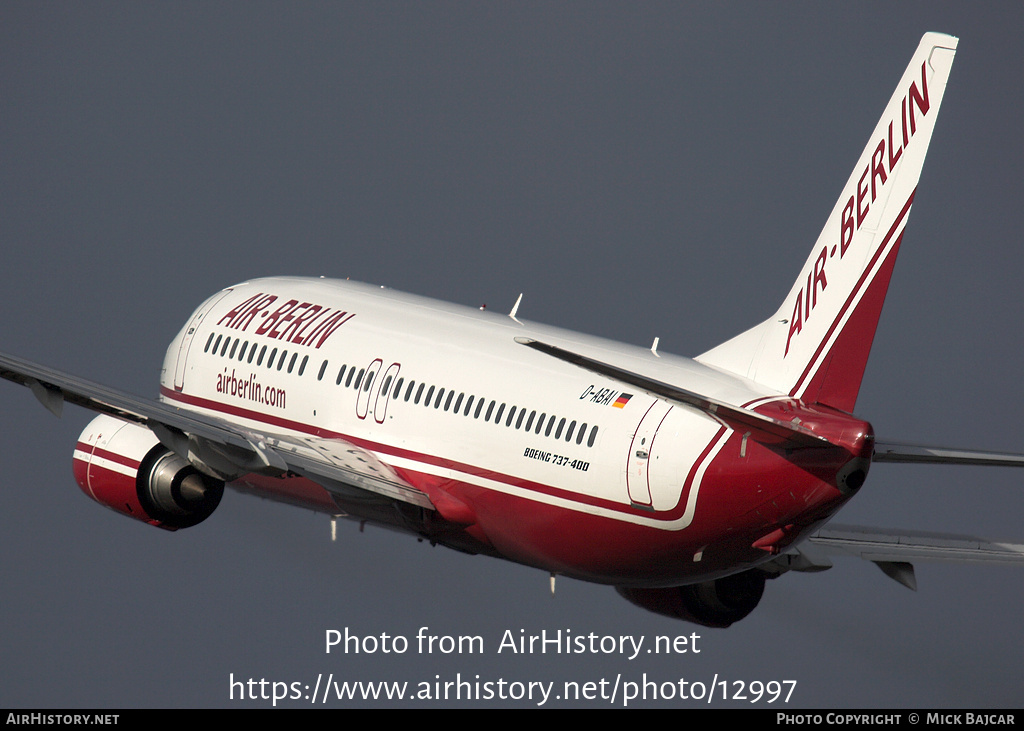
left=509, top=293, right=523, bottom=323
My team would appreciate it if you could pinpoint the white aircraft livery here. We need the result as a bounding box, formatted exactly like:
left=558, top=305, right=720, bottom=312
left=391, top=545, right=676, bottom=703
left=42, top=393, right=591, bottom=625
left=3, top=32, right=1023, bottom=627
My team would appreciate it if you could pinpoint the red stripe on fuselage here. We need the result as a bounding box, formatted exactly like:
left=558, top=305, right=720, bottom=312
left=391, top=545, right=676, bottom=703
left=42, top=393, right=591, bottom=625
left=158, top=386, right=713, bottom=524
left=175, top=391, right=853, bottom=585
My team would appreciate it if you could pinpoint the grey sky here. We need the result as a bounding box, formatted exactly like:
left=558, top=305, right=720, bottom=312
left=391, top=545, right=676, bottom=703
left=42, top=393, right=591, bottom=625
left=1, top=3, right=1022, bottom=707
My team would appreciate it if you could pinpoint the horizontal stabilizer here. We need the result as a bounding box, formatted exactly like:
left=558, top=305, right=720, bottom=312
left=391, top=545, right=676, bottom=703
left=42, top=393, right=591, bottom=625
left=515, top=337, right=833, bottom=449
left=809, top=524, right=1024, bottom=566
left=873, top=441, right=1024, bottom=467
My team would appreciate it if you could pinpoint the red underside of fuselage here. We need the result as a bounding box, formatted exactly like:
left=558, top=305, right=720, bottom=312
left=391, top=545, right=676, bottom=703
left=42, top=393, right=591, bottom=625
left=230, top=420, right=869, bottom=588
left=157, top=384, right=873, bottom=587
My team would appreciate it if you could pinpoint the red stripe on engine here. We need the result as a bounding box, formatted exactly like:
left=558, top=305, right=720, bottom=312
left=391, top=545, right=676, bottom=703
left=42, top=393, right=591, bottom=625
left=75, top=441, right=141, bottom=470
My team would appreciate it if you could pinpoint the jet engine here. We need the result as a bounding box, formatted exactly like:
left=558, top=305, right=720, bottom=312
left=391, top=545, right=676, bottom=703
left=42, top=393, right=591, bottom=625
left=616, top=570, right=767, bottom=628
left=72, top=414, right=223, bottom=531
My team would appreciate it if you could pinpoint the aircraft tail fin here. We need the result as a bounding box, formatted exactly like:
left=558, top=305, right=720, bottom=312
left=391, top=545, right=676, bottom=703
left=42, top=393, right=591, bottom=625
left=697, top=33, right=958, bottom=413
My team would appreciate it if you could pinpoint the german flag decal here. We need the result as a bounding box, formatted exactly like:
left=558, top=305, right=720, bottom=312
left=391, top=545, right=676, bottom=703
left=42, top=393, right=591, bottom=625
left=612, top=393, right=633, bottom=409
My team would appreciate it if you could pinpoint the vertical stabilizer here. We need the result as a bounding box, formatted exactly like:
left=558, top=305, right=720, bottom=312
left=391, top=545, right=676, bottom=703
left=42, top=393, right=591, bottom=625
left=697, top=33, right=958, bottom=412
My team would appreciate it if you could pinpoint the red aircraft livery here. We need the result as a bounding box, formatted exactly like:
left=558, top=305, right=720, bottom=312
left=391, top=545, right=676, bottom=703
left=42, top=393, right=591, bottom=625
left=3, top=33, right=1024, bottom=628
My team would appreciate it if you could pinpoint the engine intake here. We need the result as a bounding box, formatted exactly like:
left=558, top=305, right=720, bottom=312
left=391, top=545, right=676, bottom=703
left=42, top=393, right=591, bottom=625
left=73, top=414, right=223, bottom=531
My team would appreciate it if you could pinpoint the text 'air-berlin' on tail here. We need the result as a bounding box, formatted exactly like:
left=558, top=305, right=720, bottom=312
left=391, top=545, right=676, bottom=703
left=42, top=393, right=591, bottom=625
left=697, top=33, right=958, bottom=413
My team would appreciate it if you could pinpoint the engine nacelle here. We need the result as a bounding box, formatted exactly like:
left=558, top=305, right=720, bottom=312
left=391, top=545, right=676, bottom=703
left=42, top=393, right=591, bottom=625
left=73, top=414, right=224, bottom=531
left=616, top=570, right=767, bottom=628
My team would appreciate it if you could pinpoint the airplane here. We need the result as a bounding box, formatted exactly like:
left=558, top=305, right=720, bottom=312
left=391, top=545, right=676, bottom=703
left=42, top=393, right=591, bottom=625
left=2, top=31, right=1023, bottom=629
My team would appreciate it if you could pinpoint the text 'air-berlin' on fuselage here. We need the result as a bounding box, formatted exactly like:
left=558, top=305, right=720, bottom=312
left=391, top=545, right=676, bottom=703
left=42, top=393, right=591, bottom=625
left=217, top=293, right=356, bottom=349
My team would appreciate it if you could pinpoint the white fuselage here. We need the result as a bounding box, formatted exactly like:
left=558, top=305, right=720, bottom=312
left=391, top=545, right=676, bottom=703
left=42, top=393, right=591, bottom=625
left=157, top=276, right=853, bottom=586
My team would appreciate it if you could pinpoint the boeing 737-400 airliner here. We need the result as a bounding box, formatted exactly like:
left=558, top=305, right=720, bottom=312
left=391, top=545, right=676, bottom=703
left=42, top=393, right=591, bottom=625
left=3, top=32, right=1023, bottom=627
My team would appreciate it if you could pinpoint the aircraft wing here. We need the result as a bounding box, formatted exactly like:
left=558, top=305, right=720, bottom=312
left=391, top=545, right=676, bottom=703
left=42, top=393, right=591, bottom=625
left=0, top=350, right=434, bottom=510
